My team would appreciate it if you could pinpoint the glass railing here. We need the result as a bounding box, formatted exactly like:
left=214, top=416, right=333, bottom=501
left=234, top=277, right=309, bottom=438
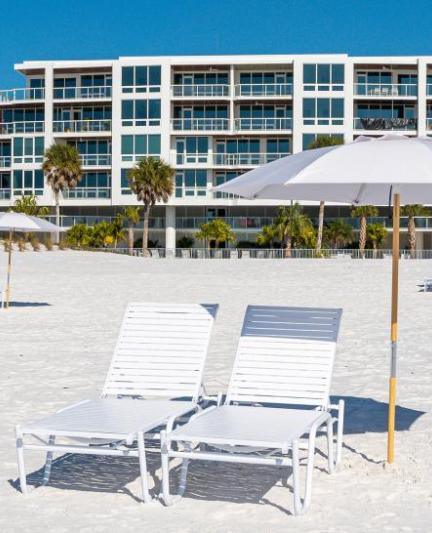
left=214, top=152, right=290, bottom=165
left=354, top=83, right=417, bottom=97
left=62, top=187, right=111, bottom=199
left=171, top=85, right=229, bottom=97
left=0, top=156, right=11, bottom=167
left=80, top=154, right=112, bottom=166
left=53, top=120, right=112, bottom=133
left=0, top=121, right=45, bottom=134
left=0, top=189, right=11, bottom=200
left=171, top=118, right=229, bottom=131
left=353, top=117, right=417, bottom=130
left=235, top=83, right=293, bottom=96
left=53, top=86, right=112, bottom=99
left=234, top=117, right=292, bottom=130
left=0, top=88, right=45, bottom=102
left=176, top=216, right=275, bottom=229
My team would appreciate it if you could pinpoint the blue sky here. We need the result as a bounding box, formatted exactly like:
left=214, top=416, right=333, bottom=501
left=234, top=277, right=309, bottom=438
left=1, top=0, right=432, bottom=87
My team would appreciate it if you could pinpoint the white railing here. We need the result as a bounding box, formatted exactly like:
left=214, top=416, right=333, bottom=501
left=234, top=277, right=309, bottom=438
left=0, top=121, right=45, bottom=134
left=0, top=88, right=45, bottom=102
left=235, top=83, right=293, bottom=97
left=214, top=152, right=290, bottom=165
left=53, top=120, right=112, bottom=133
left=62, top=187, right=111, bottom=199
left=53, top=86, right=112, bottom=99
left=354, top=117, right=417, bottom=130
left=171, top=118, right=229, bottom=131
left=354, top=83, right=417, bottom=97
left=171, top=84, right=229, bottom=97
left=0, top=156, right=11, bottom=167
left=80, top=154, right=112, bottom=166
left=234, top=117, right=292, bottom=130
left=0, top=190, right=11, bottom=200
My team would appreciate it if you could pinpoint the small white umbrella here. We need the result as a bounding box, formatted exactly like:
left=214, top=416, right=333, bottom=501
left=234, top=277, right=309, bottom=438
left=214, top=135, right=432, bottom=463
left=0, top=212, right=64, bottom=308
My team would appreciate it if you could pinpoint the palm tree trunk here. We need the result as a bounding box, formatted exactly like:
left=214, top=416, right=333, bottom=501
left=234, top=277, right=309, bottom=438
left=142, top=205, right=150, bottom=255
left=55, top=192, right=60, bottom=245
left=359, top=216, right=367, bottom=258
left=316, top=200, right=325, bottom=252
left=408, top=216, right=416, bottom=259
left=373, top=241, right=377, bottom=259
left=283, top=235, right=292, bottom=258
left=128, top=225, right=134, bottom=255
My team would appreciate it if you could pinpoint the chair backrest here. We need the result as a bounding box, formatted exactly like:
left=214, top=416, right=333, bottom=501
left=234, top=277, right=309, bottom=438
left=103, top=303, right=217, bottom=402
left=226, top=306, right=342, bottom=408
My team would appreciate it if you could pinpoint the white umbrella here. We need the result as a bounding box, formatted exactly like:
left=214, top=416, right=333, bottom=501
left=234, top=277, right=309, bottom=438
left=214, top=135, right=432, bottom=463
left=0, top=212, right=64, bottom=309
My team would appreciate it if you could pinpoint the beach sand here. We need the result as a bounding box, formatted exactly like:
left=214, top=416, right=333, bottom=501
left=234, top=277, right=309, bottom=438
left=1, top=250, right=431, bottom=532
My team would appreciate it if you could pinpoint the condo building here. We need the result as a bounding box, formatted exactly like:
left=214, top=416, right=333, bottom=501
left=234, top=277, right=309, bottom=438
left=0, top=53, right=431, bottom=248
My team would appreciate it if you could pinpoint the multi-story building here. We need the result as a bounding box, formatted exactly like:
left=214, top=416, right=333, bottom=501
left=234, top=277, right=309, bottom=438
left=1, top=53, right=432, bottom=248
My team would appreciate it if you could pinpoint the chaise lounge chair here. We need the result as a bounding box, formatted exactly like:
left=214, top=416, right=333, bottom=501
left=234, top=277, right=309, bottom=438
left=160, top=305, right=343, bottom=515
left=15, top=302, right=217, bottom=502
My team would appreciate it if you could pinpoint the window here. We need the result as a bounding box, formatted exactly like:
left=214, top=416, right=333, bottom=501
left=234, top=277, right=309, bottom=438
left=29, top=78, right=45, bottom=99
left=302, top=98, right=344, bottom=125
left=172, top=72, right=229, bottom=96
left=266, top=138, right=290, bottom=159
left=175, top=170, right=207, bottom=197
left=237, top=105, right=292, bottom=129
left=13, top=169, right=44, bottom=196
left=13, top=136, right=44, bottom=163
left=121, top=99, right=161, bottom=126
left=121, top=134, right=161, bottom=161
left=54, top=77, right=77, bottom=99
left=0, top=142, right=11, bottom=162
left=122, top=66, right=161, bottom=93
left=173, top=106, right=229, bottom=130
left=81, top=74, right=112, bottom=87
left=0, top=173, right=11, bottom=198
left=214, top=171, right=242, bottom=198
left=176, top=137, right=209, bottom=164
left=68, top=139, right=111, bottom=165
left=303, top=64, right=344, bottom=91
left=65, top=172, right=111, bottom=198
left=303, top=134, right=344, bottom=150
left=121, top=169, right=132, bottom=194
left=2, top=108, right=44, bottom=132
left=238, top=72, right=293, bottom=96
left=215, top=138, right=260, bottom=164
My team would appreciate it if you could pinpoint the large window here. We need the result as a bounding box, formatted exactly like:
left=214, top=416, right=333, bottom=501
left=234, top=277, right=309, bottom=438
left=355, top=103, right=417, bottom=130
left=238, top=72, right=293, bottom=96
left=215, top=138, right=260, bottom=165
left=0, top=142, right=11, bottom=165
left=121, top=134, right=161, bottom=161
left=175, top=170, right=207, bottom=197
left=303, top=64, right=344, bottom=91
left=356, top=71, right=417, bottom=97
left=121, top=99, right=161, bottom=126
left=303, top=133, right=344, bottom=151
left=266, top=138, right=291, bottom=158
left=13, top=169, right=44, bottom=196
left=122, top=66, right=161, bottom=93
left=173, top=106, right=229, bottom=130
left=65, top=172, right=111, bottom=198
left=237, top=104, right=292, bottom=130
left=303, top=98, right=344, bottom=125
left=68, top=139, right=111, bottom=166
left=0, top=173, right=11, bottom=198
left=13, top=137, right=44, bottom=164
left=2, top=108, right=44, bottom=131
left=175, top=137, right=209, bottom=164
left=214, top=171, right=242, bottom=199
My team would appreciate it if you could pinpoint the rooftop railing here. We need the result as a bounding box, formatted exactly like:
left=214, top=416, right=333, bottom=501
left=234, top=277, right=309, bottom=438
left=354, top=83, right=417, bottom=97
left=234, top=117, right=292, bottom=130
left=0, top=156, right=11, bottom=167
left=171, top=118, right=229, bottom=131
left=53, top=86, right=112, bottom=99
left=53, top=120, right=112, bottom=133
left=80, top=154, right=112, bottom=166
left=235, top=83, right=293, bottom=97
left=0, top=88, right=45, bottom=103
left=171, top=84, right=230, bottom=97
left=353, top=117, right=417, bottom=130
left=0, top=121, right=45, bottom=134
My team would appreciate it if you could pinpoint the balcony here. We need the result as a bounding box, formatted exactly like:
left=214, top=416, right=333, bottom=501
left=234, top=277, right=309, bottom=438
left=0, top=189, right=11, bottom=200
left=80, top=154, right=112, bottom=166
left=214, top=152, right=290, bottom=166
left=354, top=83, right=417, bottom=97
left=176, top=216, right=275, bottom=230
left=234, top=83, right=293, bottom=97
left=53, top=120, right=111, bottom=134
left=353, top=117, right=417, bottom=131
left=171, top=118, right=229, bottom=131
left=0, top=88, right=45, bottom=103
left=171, top=85, right=230, bottom=98
left=63, top=187, right=111, bottom=199
left=0, top=121, right=45, bottom=134
left=0, top=156, right=11, bottom=168
left=234, top=117, right=292, bottom=131
left=53, top=86, right=112, bottom=100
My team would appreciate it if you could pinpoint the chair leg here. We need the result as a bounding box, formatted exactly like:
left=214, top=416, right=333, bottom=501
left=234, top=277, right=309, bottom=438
left=137, top=431, right=152, bottom=503
left=326, top=419, right=335, bottom=474
left=336, top=400, right=345, bottom=466
left=291, top=440, right=301, bottom=515
left=160, top=431, right=190, bottom=506
left=16, top=429, right=27, bottom=494
left=42, top=435, right=55, bottom=485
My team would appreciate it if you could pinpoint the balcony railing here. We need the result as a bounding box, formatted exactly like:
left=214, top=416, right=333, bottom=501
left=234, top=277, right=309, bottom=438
left=44, top=215, right=165, bottom=228
left=354, top=83, right=417, bottom=97
left=214, top=152, right=290, bottom=165
left=53, top=120, right=112, bottom=133
left=0, top=88, right=45, bottom=103
left=80, top=154, right=112, bottom=166
left=0, top=156, right=11, bottom=167
left=53, top=86, right=112, bottom=99
left=171, top=118, right=229, bottom=131
left=63, top=187, right=111, bottom=199
left=235, top=83, right=293, bottom=97
left=0, top=189, right=11, bottom=200
left=176, top=216, right=275, bottom=230
left=171, top=85, right=229, bottom=97
left=353, top=117, right=417, bottom=130
left=0, top=121, right=45, bottom=134
left=234, top=117, right=292, bottom=130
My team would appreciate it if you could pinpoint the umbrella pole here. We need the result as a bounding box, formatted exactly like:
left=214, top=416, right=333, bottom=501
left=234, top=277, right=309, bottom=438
left=388, top=192, right=400, bottom=463
left=5, top=229, right=12, bottom=309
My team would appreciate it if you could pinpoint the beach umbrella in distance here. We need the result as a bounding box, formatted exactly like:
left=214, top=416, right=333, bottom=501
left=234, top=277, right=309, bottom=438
left=0, top=212, right=64, bottom=308
left=214, top=134, right=432, bottom=464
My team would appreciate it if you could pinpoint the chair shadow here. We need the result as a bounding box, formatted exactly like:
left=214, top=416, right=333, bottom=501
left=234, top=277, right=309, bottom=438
left=5, top=301, right=51, bottom=308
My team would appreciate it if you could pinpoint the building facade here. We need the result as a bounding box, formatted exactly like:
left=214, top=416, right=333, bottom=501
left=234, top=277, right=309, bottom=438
left=1, top=53, right=431, bottom=248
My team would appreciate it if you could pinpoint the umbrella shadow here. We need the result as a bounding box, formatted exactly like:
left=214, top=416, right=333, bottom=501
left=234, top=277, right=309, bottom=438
left=4, top=301, right=51, bottom=308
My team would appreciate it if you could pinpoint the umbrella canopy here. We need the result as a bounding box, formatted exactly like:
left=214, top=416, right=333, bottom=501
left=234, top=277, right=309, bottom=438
left=214, top=134, right=432, bottom=464
left=214, top=135, right=432, bottom=205
left=0, top=212, right=63, bottom=233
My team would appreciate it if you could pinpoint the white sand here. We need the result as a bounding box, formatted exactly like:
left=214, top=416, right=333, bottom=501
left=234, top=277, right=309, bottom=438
left=1, top=250, right=431, bottom=532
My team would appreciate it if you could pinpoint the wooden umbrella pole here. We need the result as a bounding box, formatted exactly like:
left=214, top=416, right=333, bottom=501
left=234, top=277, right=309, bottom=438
left=5, top=229, right=12, bottom=309
left=388, top=192, right=400, bottom=463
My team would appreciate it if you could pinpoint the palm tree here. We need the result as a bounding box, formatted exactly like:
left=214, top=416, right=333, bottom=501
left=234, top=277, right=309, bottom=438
left=256, top=224, right=277, bottom=248
left=324, top=219, right=354, bottom=249
left=351, top=205, right=379, bottom=258
left=110, top=214, right=125, bottom=249
left=307, top=135, right=344, bottom=253
left=129, top=157, right=174, bottom=254
left=11, top=195, right=49, bottom=217
left=121, top=206, right=142, bottom=254
left=272, top=204, right=315, bottom=257
left=366, top=223, right=388, bottom=258
left=195, top=219, right=236, bottom=249
left=42, top=143, right=82, bottom=242
left=401, top=204, right=428, bottom=258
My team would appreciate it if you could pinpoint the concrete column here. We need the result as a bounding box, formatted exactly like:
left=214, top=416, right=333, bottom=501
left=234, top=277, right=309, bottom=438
left=165, top=205, right=176, bottom=249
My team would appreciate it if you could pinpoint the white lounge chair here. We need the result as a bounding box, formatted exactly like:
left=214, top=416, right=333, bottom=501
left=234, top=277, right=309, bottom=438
left=161, top=305, right=343, bottom=515
left=15, top=302, right=217, bottom=502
